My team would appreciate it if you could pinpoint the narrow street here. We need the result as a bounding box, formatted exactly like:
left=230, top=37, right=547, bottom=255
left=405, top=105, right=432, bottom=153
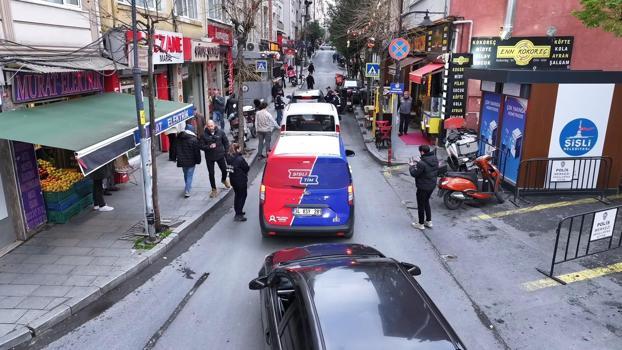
left=38, top=51, right=504, bottom=350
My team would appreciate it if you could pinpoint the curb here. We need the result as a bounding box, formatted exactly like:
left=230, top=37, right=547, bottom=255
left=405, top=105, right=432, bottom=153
left=11, top=147, right=261, bottom=349
left=353, top=110, right=407, bottom=166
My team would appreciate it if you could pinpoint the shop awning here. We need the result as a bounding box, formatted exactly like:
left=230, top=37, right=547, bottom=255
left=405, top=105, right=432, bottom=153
left=388, top=57, right=425, bottom=75
left=5, top=57, right=128, bottom=73
left=409, top=63, right=444, bottom=84
left=0, top=93, right=193, bottom=175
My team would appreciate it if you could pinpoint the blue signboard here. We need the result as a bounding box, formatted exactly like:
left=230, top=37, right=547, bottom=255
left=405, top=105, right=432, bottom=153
left=499, top=96, right=528, bottom=183
left=559, top=118, right=598, bottom=156
left=365, top=63, right=380, bottom=78
left=478, top=92, right=502, bottom=155
left=256, top=60, right=268, bottom=73
left=389, top=83, right=404, bottom=94
left=134, top=106, right=195, bottom=144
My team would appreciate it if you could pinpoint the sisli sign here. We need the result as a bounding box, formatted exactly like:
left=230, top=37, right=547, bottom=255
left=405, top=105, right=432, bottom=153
left=191, top=41, right=220, bottom=62
left=12, top=71, right=103, bottom=103
left=153, top=30, right=184, bottom=64
left=471, top=36, right=573, bottom=70
left=558, top=118, right=598, bottom=157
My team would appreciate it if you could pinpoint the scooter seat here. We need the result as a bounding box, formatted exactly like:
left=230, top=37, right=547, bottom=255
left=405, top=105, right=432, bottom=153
left=445, top=171, right=478, bottom=183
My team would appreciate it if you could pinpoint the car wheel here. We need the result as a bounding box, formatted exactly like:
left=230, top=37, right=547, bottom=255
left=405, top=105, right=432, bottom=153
left=343, top=228, right=354, bottom=239
left=443, top=191, right=463, bottom=210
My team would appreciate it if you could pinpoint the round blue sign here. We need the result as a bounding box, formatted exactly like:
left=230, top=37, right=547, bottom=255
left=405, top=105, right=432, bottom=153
left=559, top=118, right=598, bottom=156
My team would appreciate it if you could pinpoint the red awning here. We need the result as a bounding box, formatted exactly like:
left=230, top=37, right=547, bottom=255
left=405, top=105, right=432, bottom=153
left=409, top=63, right=444, bottom=84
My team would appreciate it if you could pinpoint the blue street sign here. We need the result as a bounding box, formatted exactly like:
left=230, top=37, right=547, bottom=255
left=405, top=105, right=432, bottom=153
left=389, top=38, right=410, bottom=61
left=256, top=60, right=268, bottom=73
left=365, top=63, right=380, bottom=78
left=389, top=83, right=404, bottom=94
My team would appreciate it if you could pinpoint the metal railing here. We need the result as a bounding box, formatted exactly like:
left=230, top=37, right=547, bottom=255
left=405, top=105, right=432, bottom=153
left=538, top=205, right=622, bottom=283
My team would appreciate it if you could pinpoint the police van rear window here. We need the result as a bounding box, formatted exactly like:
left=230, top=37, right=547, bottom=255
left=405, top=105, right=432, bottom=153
left=286, top=115, right=335, bottom=132
left=264, top=157, right=350, bottom=189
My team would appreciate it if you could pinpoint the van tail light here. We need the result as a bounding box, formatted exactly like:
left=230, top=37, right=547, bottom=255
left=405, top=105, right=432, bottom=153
left=348, top=185, right=354, bottom=205
left=336, top=124, right=340, bottom=133
left=260, top=184, right=266, bottom=202
left=280, top=125, right=285, bottom=132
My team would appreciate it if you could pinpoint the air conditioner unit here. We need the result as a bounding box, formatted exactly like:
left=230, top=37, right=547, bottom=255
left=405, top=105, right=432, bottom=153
left=246, top=42, right=259, bottom=52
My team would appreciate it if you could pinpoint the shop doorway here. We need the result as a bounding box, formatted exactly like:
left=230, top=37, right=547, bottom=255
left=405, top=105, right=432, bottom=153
left=0, top=172, right=16, bottom=251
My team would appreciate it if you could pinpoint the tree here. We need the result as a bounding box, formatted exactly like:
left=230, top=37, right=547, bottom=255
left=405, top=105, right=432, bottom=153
left=223, top=0, right=265, bottom=150
left=573, top=0, right=622, bottom=37
left=306, top=21, right=326, bottom=46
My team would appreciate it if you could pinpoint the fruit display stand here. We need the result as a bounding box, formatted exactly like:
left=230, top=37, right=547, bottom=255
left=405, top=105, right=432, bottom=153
left=38, top=160, right=93, bottom=224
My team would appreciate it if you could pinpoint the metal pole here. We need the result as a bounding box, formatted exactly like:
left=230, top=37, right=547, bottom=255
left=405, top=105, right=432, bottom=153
left=389, top=0, right=404, bottom=162
left=130, top=0, right=156, bottom=239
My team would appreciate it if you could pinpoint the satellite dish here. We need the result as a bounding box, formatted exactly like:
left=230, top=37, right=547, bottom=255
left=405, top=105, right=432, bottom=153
left=247, top=43, right=255, bottom=51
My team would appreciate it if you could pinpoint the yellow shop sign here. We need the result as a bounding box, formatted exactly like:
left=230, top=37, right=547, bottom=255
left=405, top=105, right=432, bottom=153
left=496, top=40, right=551, bottom=66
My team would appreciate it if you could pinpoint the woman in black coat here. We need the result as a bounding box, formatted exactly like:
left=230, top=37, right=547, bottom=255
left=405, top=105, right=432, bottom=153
left=176, top=124, right=202, bottom=198
left=226, top=143, right=250, bottom=221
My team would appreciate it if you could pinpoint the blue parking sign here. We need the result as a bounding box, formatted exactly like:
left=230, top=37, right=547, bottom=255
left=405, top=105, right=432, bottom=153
left=256, top=60, right=268, bottom=73
left=366, top=63, right=380, bottom=78
left=389, top=83, right=404, bottom=94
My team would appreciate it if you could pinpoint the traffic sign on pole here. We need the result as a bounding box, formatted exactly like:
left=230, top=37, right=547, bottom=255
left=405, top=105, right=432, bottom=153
left=389, top=83, right=404, bottom=94
left=389, top=38, right=410, bottom=61
left=365, top=63, right=380, bottom=78
left=256, top=60, right=268, bottom=73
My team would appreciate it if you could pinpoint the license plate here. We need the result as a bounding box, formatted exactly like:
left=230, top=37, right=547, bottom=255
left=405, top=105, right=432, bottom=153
left=293, top=208, right=323, bottom=216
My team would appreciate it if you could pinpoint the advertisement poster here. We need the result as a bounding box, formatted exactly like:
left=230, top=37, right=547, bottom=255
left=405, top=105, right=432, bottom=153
left=478, top=92, right=502, bottom=155
left=444, top=54, right=472, bottom=119
left=13, top=142, right=46, bottom=231
left=500, top=96, right=528, bottom=183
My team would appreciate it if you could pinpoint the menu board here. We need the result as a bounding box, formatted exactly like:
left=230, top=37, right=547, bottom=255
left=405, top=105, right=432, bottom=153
left=13, top=142, right=46, bottom=230
left=471, top=36, right=573, bottom=70
left=444, top=54, right=472, bottom=118
left=426, top=23, right=451, bottom=53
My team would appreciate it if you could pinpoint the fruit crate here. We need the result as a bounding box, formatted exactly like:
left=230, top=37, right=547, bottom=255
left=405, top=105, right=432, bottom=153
left=43, top=188, right=75, bottom=203
left=74, top=178, right=93, bottom=197
left=45, top=192, right=79, bottom=212
left=79, top=194, right=94, bottom=208
left=47, top=200, right=82, bottom=224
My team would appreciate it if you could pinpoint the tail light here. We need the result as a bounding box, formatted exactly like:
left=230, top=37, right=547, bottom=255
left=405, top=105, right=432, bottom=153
left=348, top=185, right=354, bottom=205
left=336, top=124, right=340, bottom=133
left=280, top=125, right=285, bottom=132
left=260, top=184, right=266, bottom=202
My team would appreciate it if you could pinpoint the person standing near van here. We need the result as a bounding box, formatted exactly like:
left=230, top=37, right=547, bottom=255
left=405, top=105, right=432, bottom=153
left=176, top=124, right=202, bottom=198
left=255, top=101, right=280, bottom=158
left=306, top=73, right=315, bottom=90
left=201, top=120, right=231, bottom=198
left=226, top=143, right=250, bottom=222
left=274, top=90, right=285, bottom=126
left=409, top=145, right=439, bottom=230
left=398, top=91, right=414, bottom=136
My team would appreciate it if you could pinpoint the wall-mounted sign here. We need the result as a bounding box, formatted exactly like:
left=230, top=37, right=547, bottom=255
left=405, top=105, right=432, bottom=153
left=444, top=53, right=472, bottom=118
left=153, top=30, right=184, bottom=64
left=412, top=35, right=426, bottom=52
left=426, top=23, right=451, bottom=53
left=256, top=60, right=268, bottom=73
left=269, top=42, right=280, bottom=52
left=191, top=41, right=220, bottom=62
left=478, top=92, right=502, bottom=156
left=500, top=96, right=528, bottom=183
left=208, top=25, right=232, bottom=46
left=13, top=142, right=46, bottom=231
left=12, top=71, right=103, bottom=104
left=471, top=36, right=574, bottom=70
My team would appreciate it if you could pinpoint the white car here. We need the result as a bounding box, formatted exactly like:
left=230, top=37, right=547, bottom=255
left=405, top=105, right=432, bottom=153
left=288, top=89, right=325, bottom=103
left=281, top=102, right=340, bottom=135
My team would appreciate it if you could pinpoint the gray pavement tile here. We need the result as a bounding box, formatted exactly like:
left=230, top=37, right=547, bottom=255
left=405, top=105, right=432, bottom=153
left=0, top=309, right=28, bottom=323
left=110, top=240, right=135, bottom=249
left=90, top=257, right=118, bottom=266
left=0, top=323, right=16, bottom=337
left=48, top=247, right=93, bottom=256
left=70, top=265, right=116, bottom=276
left=16, top=296, right=55, bottom=309
left=0, top=263, right=41, bottom=273
left=75, top=239, right=116, bottom=248
left=13, top=245, right=53, bottom=255
left=15, top=309, right=47, bottom=325
left=25, top=238, right=80, bottom=247
left=0, top=285, right=39, bottom=297
left=20, top=254, right=62, bottom=265
left=89, top=248, right=132, bottom=257
left=0, top=254, right=29, bottom=264
left=44, top=297, right=68, bottom=310
left=0, top=326, right=31, bottom=349
left=113, top=256, right=145, bottom=268
left=93, top=269, right=126, bottom=293
left=13, top=273, right=69, bottom=286
left=54, top=256, right=95, bottom=266
left=0, top=296, right=25, bottom=308
left=30, top=285, right=72, bottom=297
left=63, top=275, right=97, bottom=287
left=0, top=273, right=19, bottom=284
left=64, top=286, right=100, bottom=299
left=65, top=286, right=102, bottom=313
left=36, top=264, right=77, bottom=274
left=27, top=304, right=70, bottom=333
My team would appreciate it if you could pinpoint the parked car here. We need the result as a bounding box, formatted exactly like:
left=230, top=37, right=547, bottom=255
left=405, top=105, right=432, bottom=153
left=259, top=135, right=354, bottom=238
left=288, top=89, right=325, bottom=103
left=249, top=243, right=467, bottom=350
left=281, top=103, right=340, bottom=135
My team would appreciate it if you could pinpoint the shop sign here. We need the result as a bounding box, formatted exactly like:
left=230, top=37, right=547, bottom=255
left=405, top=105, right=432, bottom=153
left=269, top=42, right=280, bottom=52
left=426, top=23, right=451, bottom=53
left=500, top=96, right=528, bottom=183
left=133, top=106, right=195, bottom=144
left=471, top=36, right=573, bottom=70
left=559, top=118, right=599, bottom=157
left=12, top=142, right=46, bottom=231
left=12, top=71, right=103, bottom=104
left=208, top=25, right=233, bottom=46
left=412, top=35, right=426, bottom=52
left=590, top=208, right=617, bottom=241
left=549, top=160, right=574, bottom=182
left=259, top=40, right=269, bottom=52
left=191, top=41, right=220, bottom=62
left=444, top=53, right=471, bottom=119
left=153, top=30, right=184, bottom=65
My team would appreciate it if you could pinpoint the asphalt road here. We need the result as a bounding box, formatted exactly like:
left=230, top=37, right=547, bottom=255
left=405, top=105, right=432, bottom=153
left=40, top=51, right=503, bottom=350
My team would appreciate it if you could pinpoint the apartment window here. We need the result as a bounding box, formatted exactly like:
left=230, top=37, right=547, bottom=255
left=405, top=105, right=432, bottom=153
left=43, top=0, right=80, bottom=6
left=118, top=0, right=163, bottom=11
left=208, top=0, right=224, bottom=21
left=175, top=0, right=198, bottom=19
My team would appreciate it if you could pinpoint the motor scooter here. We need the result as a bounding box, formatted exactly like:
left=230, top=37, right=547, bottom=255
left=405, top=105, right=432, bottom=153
left=228, top=104, right=250, bottom=143
left=444, top=117, right=478, bottom=171
left=437, top=154, right=505, bottom=210
left=243, top=105, right=257, bottom=138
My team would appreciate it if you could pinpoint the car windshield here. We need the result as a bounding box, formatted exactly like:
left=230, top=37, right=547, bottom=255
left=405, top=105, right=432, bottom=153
left=286, top=114, right=335, bottom=132
left=303, top=260, right=459, bottom=350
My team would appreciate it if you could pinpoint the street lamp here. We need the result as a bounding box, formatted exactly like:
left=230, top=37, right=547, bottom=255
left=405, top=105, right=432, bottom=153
left=400, top=10, right=446, bottom=27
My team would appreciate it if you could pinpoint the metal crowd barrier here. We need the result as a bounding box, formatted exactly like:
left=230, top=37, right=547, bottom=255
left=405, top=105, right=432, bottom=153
left=538, top=204, right=622, bottom=283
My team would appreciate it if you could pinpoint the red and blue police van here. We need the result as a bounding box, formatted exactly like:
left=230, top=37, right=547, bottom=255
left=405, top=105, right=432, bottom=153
left=259, top=134, right=354, bottom=238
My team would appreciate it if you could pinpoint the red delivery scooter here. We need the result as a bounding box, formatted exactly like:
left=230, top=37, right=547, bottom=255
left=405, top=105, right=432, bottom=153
left=437, top=154, right=505, bottom=210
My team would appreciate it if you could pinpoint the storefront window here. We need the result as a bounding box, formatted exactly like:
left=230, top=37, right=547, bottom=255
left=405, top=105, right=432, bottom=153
left=174, top=0, right=198, bottom=19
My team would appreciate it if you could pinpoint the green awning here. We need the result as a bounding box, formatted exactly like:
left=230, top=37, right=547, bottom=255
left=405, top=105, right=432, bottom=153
left=0, top=93, right=194, bottom=174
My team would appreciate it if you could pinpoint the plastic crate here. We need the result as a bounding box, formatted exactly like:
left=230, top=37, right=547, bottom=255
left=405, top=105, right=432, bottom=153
left=47, top=200, right=82, bottom=224
left=80, top=194, right=94, bottom=208
left=74, top=179, right=93, bottom=196
left=43, top=188, right=75, bottom=203
left=45, top=192, right=79, bottom=212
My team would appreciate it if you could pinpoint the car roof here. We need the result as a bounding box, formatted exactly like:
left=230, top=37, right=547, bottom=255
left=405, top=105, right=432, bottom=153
left=293, top=89, right=322, bottom=96
left=289, top=257, right=465, bottom=350
left=272, top=135, right=343, bottom=157
left=285, top=102, right=337, bottom=116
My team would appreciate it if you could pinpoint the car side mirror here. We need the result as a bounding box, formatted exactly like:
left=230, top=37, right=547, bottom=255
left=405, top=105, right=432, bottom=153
left=400, top=262, right=421, bottom=276
left=249, top=275, right=270, bottom=290
left=345, top=149, right=355, bottom=157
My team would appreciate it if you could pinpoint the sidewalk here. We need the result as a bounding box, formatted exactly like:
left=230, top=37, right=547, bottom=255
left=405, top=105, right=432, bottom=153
left=0, top=129, right=263, bottom=348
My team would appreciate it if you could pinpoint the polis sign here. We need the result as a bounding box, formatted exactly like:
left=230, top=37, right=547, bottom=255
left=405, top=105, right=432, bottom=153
left=191, top=41, right=220, bottom=62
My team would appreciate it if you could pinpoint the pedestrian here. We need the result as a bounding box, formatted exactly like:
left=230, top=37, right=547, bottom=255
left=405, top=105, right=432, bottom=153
left=165, top=121, right=185, bottom=161
left=253, top=98, right=261, bottom=110
left=308, top=62, right=315, bottom=75
left=306, top=73, right=315, bottom=90
left=201, top=120, right=231, bottom=198
left=332, top=53, right=337, bottom=63
left=255, top=101, right=279, bottom=158
left=225, top=92, right=237, bottom=118
left=274, top=89, right=285, bottom=126
left=409, top=145, right=439, bottom=230
left=176, top=124, right=202, bottom=198
left=91, top=161, right=114, bottom=212
left=226, top=143, right=250, bottom=222
left=211, top=92, right=226, bottom=130
left=398, top=90, right=414, bottom=136
left=271, top=80, right=280, bottom=102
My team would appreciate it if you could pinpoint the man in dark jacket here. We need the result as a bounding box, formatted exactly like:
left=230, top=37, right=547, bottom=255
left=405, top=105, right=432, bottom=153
left=271, top=81, right=280, bottom=102
left=201, top=120, right=231, bottom=198
left=176, top=124, right=202, bottom=198
left=226, top=143, right=250, bottom=221
left=274, top=90, right=285, bottom=126
left=308, top=62, right=315, bottom=74
left=211, top=92, right=226, bottom=130
left=225, top=92, right=237, bottom=118
left=306, top=73, right=315, bottom=89
left=91, top=162, right=114, bottom=212
left=409, top=145, right=439, bottom=230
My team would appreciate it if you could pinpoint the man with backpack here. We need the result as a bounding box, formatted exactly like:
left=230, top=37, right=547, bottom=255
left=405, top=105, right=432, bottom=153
left=409, top=145, right=439, bottom=231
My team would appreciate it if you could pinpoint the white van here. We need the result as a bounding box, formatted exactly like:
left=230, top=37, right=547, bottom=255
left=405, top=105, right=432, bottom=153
left=281, top=103, right=340, bottom=135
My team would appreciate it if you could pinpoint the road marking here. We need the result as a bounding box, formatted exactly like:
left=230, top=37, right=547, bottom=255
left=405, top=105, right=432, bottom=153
left=472, top=194, right=622, bottom=221
left=522, top=262, right=622, bottom=291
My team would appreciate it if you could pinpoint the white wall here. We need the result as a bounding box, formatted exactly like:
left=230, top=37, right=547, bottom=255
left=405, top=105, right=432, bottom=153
left=403, top=0, right=447, bottom=30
